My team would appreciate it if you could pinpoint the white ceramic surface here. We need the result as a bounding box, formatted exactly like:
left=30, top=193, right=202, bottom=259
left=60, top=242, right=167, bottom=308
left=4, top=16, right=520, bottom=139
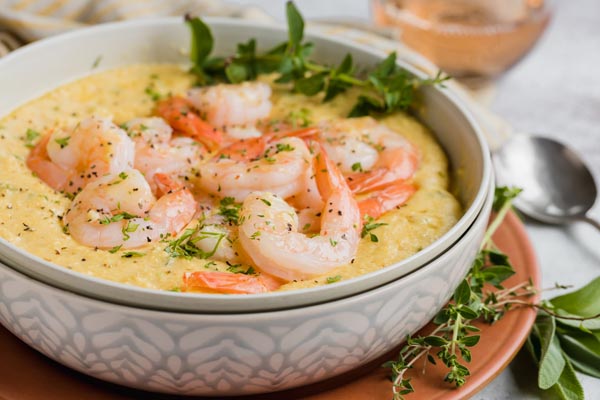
left=0, top=18, right=491, bottom=312
left=0, top=181, right=493, bottom=395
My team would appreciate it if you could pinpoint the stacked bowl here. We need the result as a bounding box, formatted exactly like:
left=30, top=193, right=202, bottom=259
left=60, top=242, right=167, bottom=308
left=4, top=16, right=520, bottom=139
left=0, top=18, right=492, bottom=396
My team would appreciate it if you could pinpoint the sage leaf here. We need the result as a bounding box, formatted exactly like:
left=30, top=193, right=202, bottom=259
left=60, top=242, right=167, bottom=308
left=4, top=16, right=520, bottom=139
left=551, top=276, right=600, bottom=318
left=552, top=355, right=585, bottom=400
left=558, top=328, right=600, bottom=378
left=536, top=314, right=566, bottom=389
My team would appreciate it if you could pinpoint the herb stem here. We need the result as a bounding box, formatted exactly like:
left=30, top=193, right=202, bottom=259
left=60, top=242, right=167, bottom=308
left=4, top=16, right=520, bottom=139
left=481, top=201, right=512, bottom=249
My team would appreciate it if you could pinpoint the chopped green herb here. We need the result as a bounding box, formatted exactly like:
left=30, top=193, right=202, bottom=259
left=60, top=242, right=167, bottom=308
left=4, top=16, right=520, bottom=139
left=24, top=128, right=40, bottom=148
left=351, top=162, right=363, bottom=172
left=164, top=222, right=225, bottom=259
left=144, top=85, right=162, bottom=101
left=121, top=251, right=145, bottom=258
left=118, top=171, right=128, bottom=180
left=168, top=287, right=181, bottom=292
left=276, top=143, right=295, bottom=152
left=226, top=264, right=257, bottom=275
left=92, top=55, right=102, bottom=69
left=260, top=198, right=272, bottom=206
left=108, top=245, right=122, bottom=254
left=250, top=231, right=261, bottom=239
left=218, top=197, right=242, bottom=225
left=99, top=211, right=137, bottom=225
left=326, top=275, right=342, bottom=284
left=361, top=216, right=388, bottom=242
left=54, top=136, right=70, bottom=149
left=330, top=238, right=338, bottom=247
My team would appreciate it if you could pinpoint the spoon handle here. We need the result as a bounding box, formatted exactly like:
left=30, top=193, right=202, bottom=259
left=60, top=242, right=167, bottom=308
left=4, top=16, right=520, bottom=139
left=580, top=216, right=600, bottom=232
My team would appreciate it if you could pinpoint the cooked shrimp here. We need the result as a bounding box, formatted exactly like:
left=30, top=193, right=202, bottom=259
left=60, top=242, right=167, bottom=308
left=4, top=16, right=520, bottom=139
left=319, top=117, right=419, bottom=193
left=64, top=170, right=196, bottom=249
left=197, top=136, right=313, bottom=202
left=27, top=117, right=135, bottom=195
left=187, top=81, right=272, bottom=128
left=182, top=271, right=282, bottom=294
left=238, top=143, right=361, bottom=281
left=155, top=96, right=223, bottom=150
left=358, top=182, right=416, bottom=219
left=191, top=212, right=243, bottom=263
left=126, top=117, right=205, bottom=194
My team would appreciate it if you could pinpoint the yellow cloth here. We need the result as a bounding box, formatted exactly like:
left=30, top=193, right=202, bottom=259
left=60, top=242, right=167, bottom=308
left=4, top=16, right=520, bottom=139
left=0, top=0, right=269, bottom=43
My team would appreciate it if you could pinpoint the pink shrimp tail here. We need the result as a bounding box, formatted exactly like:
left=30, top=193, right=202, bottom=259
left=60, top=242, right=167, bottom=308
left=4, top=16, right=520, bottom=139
left=26, top=131, right=70, bottom=192
left=156, top=96, right=223, bottom=151
left=358, top=182, right=416, bottom=219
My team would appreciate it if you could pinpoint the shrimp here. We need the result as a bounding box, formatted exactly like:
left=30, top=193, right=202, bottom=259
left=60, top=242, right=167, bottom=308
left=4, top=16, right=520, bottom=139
left=155, top=96, right=223, bottom=150
left=358, top=182, right=416, bottom=219
left=182, top=271, right=282, bottom=294
left=187, top=81, right=272, bottom=129
left=63, top=169, right=196, bottom=249
left=197, top=136, right=313, bottom=202
left=125, top=117, right=205, bottom=194
left=319, top=117, right=419, bottom=193
left=26, top=117, right=135, bottom=195
left=238, top=143, right=361, bottom=281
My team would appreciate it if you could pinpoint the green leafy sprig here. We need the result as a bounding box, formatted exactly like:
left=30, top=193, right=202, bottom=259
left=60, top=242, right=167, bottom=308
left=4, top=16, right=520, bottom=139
left=384, top=187, right=600, bottom=399
left=185, top=1, right=448, bottom=118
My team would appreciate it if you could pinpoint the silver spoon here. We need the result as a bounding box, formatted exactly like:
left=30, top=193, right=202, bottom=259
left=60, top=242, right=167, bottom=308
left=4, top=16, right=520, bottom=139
left=493, top=134, right=600, bottom=231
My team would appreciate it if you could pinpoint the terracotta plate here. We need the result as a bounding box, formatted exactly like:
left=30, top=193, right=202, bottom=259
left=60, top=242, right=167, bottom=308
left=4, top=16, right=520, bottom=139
left=0, top=212, right=539, bottom=399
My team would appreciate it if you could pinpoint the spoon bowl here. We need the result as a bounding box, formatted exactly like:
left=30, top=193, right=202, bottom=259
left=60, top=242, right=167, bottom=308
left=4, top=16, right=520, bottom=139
left=494, top=135, right=599, bottom=228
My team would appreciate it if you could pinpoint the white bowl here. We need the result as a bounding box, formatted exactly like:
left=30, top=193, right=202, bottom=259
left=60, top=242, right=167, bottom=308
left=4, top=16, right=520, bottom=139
left=0, top=181, right=492, bottom=395
left=0, top=18, right=491, bottom=312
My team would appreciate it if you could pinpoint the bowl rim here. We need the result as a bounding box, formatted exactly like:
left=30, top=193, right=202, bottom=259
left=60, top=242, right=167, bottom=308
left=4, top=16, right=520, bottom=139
left=0, top=16, right=492, bottom=312
left=0, top=180, right=494, bottom=319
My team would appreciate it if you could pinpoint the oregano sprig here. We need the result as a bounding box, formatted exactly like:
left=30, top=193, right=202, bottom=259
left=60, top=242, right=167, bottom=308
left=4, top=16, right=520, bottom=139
left=185, top=1, right=448, bottom=118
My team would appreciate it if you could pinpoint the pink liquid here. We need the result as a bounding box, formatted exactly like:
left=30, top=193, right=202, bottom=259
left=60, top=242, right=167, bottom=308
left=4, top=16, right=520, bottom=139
left=373, top=0, right=551, bottom=81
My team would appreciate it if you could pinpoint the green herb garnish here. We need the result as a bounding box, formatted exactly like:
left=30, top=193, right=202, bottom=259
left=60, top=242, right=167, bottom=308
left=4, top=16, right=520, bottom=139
left=121, top=251, right=145, bottom=258
left=185, top=1, right=448, bottom=118
left=24, top=128, right=40, bottom=148
left=351, top=162, right=363, bottom=172
left=361, top=216, right=387, bottom=242
left=99, top=211, right=137, bottom=225
left=54, top=136, right=70, bottom=149
left=226, top=264, right=256, bottom=275
left=326, top=275, right=342, bottom=284
left=164, top=222, right=226, bottom=259
left=384, top=188, right=600, bottom=400
left=218, top=197, right=242, bottom=225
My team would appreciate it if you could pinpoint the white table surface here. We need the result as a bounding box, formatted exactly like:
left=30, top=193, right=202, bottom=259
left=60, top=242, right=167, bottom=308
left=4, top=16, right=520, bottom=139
left=229, top=0, right=600, bottom=398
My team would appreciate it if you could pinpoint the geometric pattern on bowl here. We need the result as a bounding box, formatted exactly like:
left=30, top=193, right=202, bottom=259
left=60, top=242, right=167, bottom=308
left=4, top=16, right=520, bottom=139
left=0, top=183, right=490, bottom=395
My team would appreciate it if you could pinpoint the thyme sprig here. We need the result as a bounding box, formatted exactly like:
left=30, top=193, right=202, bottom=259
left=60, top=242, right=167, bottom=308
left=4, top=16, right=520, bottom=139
left=385, top=187, right=600, bottom=399
left=185, top=1, right=448, bottom=118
